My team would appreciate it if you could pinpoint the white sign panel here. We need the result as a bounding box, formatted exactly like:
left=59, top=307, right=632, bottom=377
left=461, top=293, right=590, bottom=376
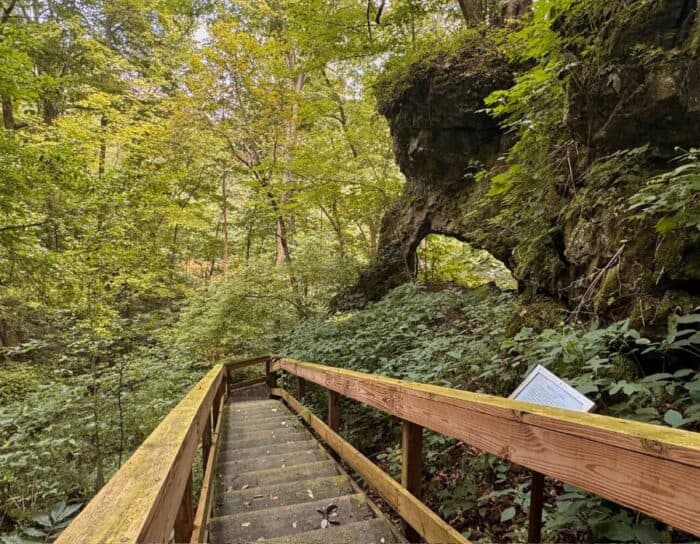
left=509, top=364, right=594, bottom=413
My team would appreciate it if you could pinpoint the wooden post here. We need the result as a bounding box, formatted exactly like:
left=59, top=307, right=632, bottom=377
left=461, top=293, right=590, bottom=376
left=402, top=420, right=423, bottom=542
left=212, top=385, right=222, bottom=428
left=223, top=364, right=230, bottom=398
left=174, top=469, right=194, bottom=542
left=266, top=359, right=278, bottom=392
left=328, top=390, right=340, bottom=431
left=528, top=471, right=545, bottom=543
left=297, top=376, right=306, bottom=399
left=202, top=416, right=212, bottom=473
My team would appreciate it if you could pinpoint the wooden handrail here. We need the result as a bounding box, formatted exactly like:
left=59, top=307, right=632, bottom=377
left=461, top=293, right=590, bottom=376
left=272, top=387, right=468, bottom=544
left=224, top=354, right=271, bottom=371
left=56, top=365, right=226, bottom=543
left=57, top=356, right=271, bottom=543
left=271, top=357, right=700, bottom=537
left=190, top=385, right=227, bottom=543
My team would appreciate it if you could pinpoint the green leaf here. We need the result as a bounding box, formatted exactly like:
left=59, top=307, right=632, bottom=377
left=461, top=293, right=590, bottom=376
left=22, top=527, right=46, bottom=538
left=500, top=506, right=516, bottom=522
left=677, top=314, right=700, bottom=324
left=663, top=409, right=685, bottom=428
left=594, top=520, right=636, bottom=542
left=32, top=514, right=51, bottom=528
left=633, top=523, right=666, bottom=544
left=50, top=500, right=67, bottom=522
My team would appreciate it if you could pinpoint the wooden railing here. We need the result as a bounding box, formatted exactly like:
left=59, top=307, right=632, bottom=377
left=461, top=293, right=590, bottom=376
left=57, top=354, right=700, bottom=543
left=55, top=355, right=269, bottom=544
left=270, top=358, right=700, bottom=540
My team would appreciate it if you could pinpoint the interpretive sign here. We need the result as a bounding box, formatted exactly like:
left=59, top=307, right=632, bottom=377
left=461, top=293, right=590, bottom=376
left=510, top=364, right=594, bottom=413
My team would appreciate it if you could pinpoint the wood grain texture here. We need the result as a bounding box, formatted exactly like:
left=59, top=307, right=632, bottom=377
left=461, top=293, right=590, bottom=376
left=191, top=392, right=226, bottom=543
left=402, top=421, right=423, bottom=542
left=328, top=389, right=340, bottom=431
left=273, top=387, right=469, bottom=544
left=56, top=365, right=225, bottom=544
left=272, top=358, right=700, bottom=536
left=174, top=470, right=194, bottom=542
left=202, top=417, right=212, bottom=473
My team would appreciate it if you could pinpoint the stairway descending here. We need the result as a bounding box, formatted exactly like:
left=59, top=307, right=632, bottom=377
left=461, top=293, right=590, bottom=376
left=207, top=388, right=406, bottom=544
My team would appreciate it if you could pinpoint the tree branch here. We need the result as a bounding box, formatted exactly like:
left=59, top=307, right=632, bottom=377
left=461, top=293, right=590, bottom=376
left=0, top=221, right=49, bottom=233
left=1, top=0, right=17, bottom=26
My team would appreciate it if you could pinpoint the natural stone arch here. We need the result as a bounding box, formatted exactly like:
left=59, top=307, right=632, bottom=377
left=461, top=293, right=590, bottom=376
left=416, top=233, right=517, bottom=291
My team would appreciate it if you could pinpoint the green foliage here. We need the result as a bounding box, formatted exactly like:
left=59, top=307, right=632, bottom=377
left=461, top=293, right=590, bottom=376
left=417, top=234, right=517, bottom=290
left=373, top=28, right=482, bottom=109
left=1, top=501, right=82, bottom=543
left=629, top=148, right=700, bottom=233
left=0, top=313, right=205, bottom=528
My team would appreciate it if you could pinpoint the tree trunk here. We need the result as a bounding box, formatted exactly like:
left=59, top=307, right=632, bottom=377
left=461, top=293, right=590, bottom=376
left=90, top=356, right=105, bottom=492
left=2, top=96, right=16, bottom=129
left=42, top=97, right=60, bottom=125
left=455, top=0, right=482, bottom=24
left=501, top=0, right=531, bottom=19
left=221, top=172, right=229, bottom=277
left=275, top=57, right=306, bottom=269
left=98, top=115, right=107, bottom=176
left=275, top=215, right=292, bottom=267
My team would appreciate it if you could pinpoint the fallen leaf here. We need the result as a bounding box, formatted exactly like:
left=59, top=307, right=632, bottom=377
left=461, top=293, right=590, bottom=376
left=292, top=521, right=297, bottom=529
left=241, top=484, right=250, bottom=490
left=270, top=496, right=279, bottom=501
left=241, top=522, right=251, bottom=527
left=307, top=489, right=315, bottom=499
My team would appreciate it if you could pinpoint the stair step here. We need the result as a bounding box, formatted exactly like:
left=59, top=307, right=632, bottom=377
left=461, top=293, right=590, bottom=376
left=215, top=460, right=340, bottom=492
left=214, top=474, right=354, bottom=516
left=224, top=432, right=310, bottom=451
left=223, top=424, right=308, bottom=442
left=208, top=493, right=371, bottom=543
left=216, top=449, right=328, bottom=474
left=225, top=414, right=303, bottom=427
left=225, top=414, right=300, bottom=429
left=227, top=404, right=292, bottom=414
left=227, top=401, right=285, bottom=413
left=226, top=416, right=301, bottom=431
left=217, top=440, right=317, bottom=464
left=259, top=518, right=405, bottom=544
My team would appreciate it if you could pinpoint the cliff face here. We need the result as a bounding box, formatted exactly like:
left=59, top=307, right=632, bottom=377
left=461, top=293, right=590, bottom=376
left=339, top=4, right=700, bottom=335
left=338, top=40, right=515, bottom=307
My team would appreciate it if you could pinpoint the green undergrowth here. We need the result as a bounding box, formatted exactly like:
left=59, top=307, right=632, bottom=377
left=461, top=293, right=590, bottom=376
left=0, top=309, right=208, bottom=542
left=284, top=282, right=700, bottom=542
